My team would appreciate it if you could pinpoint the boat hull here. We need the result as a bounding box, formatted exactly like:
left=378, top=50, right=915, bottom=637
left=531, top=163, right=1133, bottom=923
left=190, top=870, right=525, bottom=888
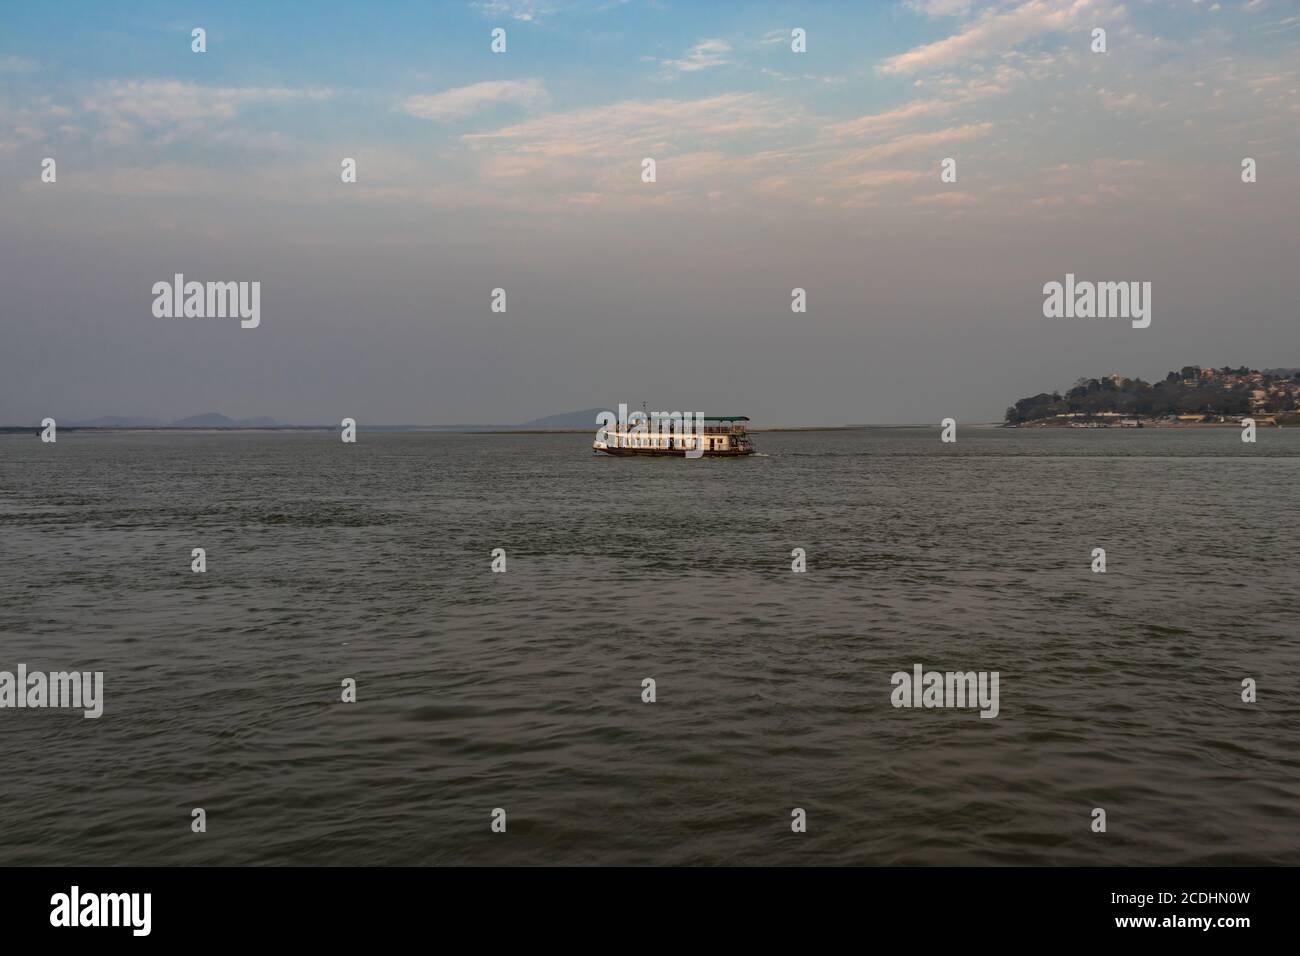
left=596, top=446, right=754, bottom=457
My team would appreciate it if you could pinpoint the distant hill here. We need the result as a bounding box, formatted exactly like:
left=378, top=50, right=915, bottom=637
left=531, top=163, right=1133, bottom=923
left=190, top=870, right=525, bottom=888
left=1007, top=367, right=1300, bottom=424
left=42, top=409, right=600, bottom=431
left=513, top=408, right=606, bottom=429
left=165, top=413, right=282, bottom=428
left=71, top=415, right=164, bottom=427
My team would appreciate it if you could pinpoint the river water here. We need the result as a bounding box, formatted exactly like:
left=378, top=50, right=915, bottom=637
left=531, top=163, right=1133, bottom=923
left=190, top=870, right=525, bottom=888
left=1, top=427, right=1296, bottom=864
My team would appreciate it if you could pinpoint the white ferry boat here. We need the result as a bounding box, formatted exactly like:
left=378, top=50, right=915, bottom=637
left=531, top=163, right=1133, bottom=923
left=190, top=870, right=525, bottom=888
left=594, top=415, right=756, bottom=457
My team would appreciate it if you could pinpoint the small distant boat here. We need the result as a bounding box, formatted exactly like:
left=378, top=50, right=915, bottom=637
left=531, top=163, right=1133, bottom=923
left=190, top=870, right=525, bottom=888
left=594, top=415, right=756, bottom=457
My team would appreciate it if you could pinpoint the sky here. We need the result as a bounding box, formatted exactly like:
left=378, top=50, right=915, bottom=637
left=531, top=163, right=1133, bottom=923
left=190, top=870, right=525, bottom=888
left=1, top=0, right=1298, bottom=426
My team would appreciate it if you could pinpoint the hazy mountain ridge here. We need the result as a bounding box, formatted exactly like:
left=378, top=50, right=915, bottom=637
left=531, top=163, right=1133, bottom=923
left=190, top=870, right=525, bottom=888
left=514, top=408, right=607, bottom=429
left=68, top=412, right=282, bottom=428
left=37, top=410, right=607, bottom=430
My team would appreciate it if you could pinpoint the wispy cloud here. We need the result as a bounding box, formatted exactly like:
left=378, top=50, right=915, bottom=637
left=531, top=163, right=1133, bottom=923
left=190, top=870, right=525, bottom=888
left=658, top=39, right=732, bottom=74
left=450, top=93, right=809, bottom=209
left=402, top=79, right=548, bottom=121
left=6, top=0, right=1293, bottom=224
left=915, top=190, right=978, bottom=204
left=81, top=80, right=332, bottom=145
left=472, top=0, right=556, bottom=22
left=828, top=122, right=994, bottom=166
left=906, top=0, right=974, bottom=16
left=883, top=0, right=1119, bottom=75
left=85, top=80, right=331, bottom=125
left=0, top=55, right=37, bottom=73
left=462, top=92, right=790, bottom=158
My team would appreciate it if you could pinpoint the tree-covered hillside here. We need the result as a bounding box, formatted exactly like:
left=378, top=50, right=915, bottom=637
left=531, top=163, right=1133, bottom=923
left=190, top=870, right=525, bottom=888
left=1006, top=367, right=1300, bottom=424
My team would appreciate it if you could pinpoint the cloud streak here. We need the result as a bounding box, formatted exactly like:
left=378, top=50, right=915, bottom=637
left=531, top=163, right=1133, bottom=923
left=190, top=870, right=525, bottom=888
left=883, top=0, right=1117, bottom=75
left=79, top=80, right=332, bottom=145
left=658, top=39, right=732, bottom=74
left=403, top=79, right=549, bottom=121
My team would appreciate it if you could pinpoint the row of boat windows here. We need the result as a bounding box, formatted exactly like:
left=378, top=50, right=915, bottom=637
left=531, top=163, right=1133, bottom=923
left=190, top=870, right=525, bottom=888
left=610, top=437, right=728, bottom=448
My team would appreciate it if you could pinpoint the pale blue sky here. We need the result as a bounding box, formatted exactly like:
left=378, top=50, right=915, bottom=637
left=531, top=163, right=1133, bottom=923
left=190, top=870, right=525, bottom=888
left=2, top=1, right=1298, bottom=424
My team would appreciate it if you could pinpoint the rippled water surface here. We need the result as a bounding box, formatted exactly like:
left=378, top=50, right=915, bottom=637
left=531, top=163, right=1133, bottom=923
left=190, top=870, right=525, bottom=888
left=1, top=428, right=1298, bottom=865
